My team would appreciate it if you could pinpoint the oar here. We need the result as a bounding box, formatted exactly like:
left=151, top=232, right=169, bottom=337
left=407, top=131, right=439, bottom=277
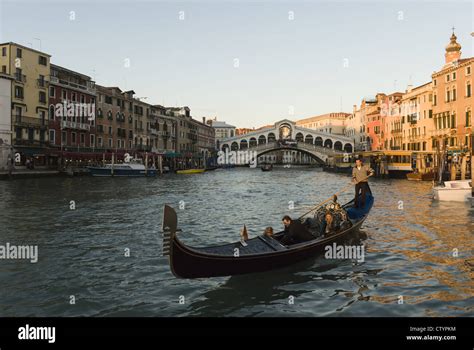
left=297, top=175, right=372, bottom=220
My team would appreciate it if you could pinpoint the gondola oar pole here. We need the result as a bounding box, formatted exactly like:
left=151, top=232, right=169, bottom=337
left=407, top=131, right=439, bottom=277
left=298, top=175, right=372, bottom=220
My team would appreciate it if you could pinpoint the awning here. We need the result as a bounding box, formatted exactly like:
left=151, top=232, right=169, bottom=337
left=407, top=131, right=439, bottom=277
left=164, top=152, right=181, bottom=158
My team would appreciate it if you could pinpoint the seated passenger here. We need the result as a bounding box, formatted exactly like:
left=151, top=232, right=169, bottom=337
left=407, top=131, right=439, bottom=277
left=263, top=227, right=274, bottom=237
left=280, top=215, right=315, bottom=245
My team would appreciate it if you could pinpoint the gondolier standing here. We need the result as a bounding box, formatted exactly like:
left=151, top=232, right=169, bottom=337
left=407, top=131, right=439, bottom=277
left=352, top=158, right=374, bottom=208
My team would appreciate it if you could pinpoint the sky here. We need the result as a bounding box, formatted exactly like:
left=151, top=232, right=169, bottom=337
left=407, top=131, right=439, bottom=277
left=0, top=0, right=473, bottom=128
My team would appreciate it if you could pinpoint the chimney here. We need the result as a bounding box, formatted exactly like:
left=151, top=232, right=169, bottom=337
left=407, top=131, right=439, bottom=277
left=406, top=84, right=413, bottom=93
left=202, top=117, right=206, bottom=124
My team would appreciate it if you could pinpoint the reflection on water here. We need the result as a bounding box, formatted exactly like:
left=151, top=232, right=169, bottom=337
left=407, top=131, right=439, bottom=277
left=0, top=168, right=472, bottom=316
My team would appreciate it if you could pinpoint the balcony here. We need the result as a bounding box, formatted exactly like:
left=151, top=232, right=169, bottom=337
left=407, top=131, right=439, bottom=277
left=61, top=120, right=91, bottom=131
left=49, top=76, right=96, bottom=94
left=15, top=116, right=47, bottom=127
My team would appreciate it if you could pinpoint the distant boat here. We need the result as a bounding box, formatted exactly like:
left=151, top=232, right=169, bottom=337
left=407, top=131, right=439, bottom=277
left=433, top=180, right=472, bottom=202
left=261, top=164, right=273, bottom=172
left=176, top=168, right=205, bottom=174
left=88, top=160, right=157, bottom=177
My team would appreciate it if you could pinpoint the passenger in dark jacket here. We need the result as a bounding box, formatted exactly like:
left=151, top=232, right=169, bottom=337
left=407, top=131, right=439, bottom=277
left=280, top=215, right=315, bottom=245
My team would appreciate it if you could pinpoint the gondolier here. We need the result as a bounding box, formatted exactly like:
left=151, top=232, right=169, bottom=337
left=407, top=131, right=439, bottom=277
left=352, top=158, right=374, bottom=208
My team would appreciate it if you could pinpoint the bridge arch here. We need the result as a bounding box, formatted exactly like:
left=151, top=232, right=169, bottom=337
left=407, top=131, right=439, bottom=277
left=231, top=142, right=239, bottom=151
left=334, top=141, right=343, bottom=151
left=256, top=146, right=326, bottom=165
left=344, top=143, right=353, bottom=153
left=249, top=137, right=257, bottom=148
left=240, top=139, right=248, bottom=149
left=258, top=135, right=266, bottom=145
left=315, top=136, right=323, bottom=147
left=324, top=139, right=333, bottom=148
left=267, top=132, right=276, bottom=143
left=295, top=132, right=304, bottom=142
left=222, top=144, right=229, bottom=152
left=305, top=134, right=314, bottom=144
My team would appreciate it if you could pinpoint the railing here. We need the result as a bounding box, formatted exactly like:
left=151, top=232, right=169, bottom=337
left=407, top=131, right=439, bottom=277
left=49, top=76, right=96, bottom=94
left=14, top=116, right=47, bottom=127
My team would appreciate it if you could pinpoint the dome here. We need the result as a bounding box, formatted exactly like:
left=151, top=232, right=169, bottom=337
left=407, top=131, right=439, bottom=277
left=445, top=32, right=461, bottom=52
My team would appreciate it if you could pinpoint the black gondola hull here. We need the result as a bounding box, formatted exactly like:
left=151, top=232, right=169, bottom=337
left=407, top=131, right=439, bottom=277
left=169, top=218, right=366, bottom=278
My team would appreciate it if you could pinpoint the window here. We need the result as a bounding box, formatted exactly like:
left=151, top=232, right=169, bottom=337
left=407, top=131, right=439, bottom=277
left=1, top=47, right=6, bottom=56
left=16, top=48, right=22, bottom=58
left=108, top=126, right=112, bottom=135
left=446, top=74, right=450, bottom=82
left=1, top=65, right=6, bottom=73
left=62, top=131, right=67, bottom=145
left=117, top=99, right=121, bottom=107
left=80, top=133, right=85, bottom=144
left=62, top=90, right=67, bottom=101
left=446, top=88, right=450, bottom=102
left=105, top=96, right=112, bottom=104
left=429, top=109, right=433, bottom=118
left=15, top=106, right=22, bottom=119
left=467, top=66, right=471, bottom=76
left=452, top=87, right=456, bottom=101
left=49, top=86, right=55, bottom=97
left=108, top=139, right=112, bottom=147
left=71, top=93, right=76, bottom=102
left=466, top=109, right=471, bottom=127
left=49, top=130, right=56, bottom=145
left=39, top=56, right=47, bottom=66
left=80, top=95, right=85, bottom=103
left=433, top=79, right=437, bottom=87
left=467, top=81, right=471, bottom=98
left=38, top=74, right=45, bottom=87
left=49, top=105, right=55, bottom=120
left=90, top=134, right=95, bottom=147
left=71, top=132, right=76, bottom=144
left=14, top=86, right=24, bottom=99
left=39, top=110, right=46, bottom=125
left=452, top=72, right=456, bottom=80
left=39, top=91, right=46, bottom=103
left=433, top=94, right=437, bottom=106
left=98, top=137, right=103, bottom=147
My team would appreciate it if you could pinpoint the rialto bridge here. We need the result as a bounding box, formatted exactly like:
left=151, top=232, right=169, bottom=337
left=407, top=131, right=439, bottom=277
left=219, top=119, right=354, bottom=164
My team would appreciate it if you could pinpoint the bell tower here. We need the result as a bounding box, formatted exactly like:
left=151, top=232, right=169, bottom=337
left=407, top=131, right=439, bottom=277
left=445, top=28, right=462, bottom=64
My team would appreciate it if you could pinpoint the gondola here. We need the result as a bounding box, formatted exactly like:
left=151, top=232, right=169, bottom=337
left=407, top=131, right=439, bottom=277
left=162, top=187, right=374, bottom=278
left=261, top=164, right=273, bottom=172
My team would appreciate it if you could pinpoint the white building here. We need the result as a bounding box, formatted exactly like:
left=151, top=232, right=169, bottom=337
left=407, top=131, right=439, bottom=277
left=0, top=73, right=12, bottom=145
left=0, top=73, right=13, bottom=173
left=207, top=119, right=236, bottom=148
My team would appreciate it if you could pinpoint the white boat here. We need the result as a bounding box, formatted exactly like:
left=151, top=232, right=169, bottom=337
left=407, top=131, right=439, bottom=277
left=433, top=180, right=472, bottom=202
left=88, top=159, right=157, bottom=177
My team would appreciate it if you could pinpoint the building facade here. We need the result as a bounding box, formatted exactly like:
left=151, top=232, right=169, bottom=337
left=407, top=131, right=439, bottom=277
left=296, top=112, right=350, bottom=135
left=399, top=83, right=434, bottom=151
left=49, top=64, right=96, bottom=156
left=207, top=119, right=236, bottom=149
left=0, top=42, right=51, bottom=165
left=0, top=73, right=13, bottom=145
left=431, top=32, right=473, bottom=151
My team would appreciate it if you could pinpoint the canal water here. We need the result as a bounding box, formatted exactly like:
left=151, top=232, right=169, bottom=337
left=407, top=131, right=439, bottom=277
left=0, top=168, right=472, bottom=317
